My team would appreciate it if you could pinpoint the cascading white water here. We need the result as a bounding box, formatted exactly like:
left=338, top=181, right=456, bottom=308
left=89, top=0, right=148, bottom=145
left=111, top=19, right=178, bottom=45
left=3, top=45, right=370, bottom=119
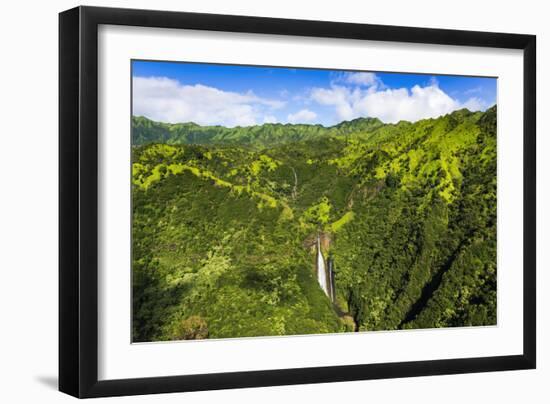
left=317, top=236, right=329, bottom=297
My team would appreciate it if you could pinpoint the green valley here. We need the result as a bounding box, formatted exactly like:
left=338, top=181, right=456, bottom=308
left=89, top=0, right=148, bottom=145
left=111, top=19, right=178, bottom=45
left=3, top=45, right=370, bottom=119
left=131, top=106, right=497, bottom=342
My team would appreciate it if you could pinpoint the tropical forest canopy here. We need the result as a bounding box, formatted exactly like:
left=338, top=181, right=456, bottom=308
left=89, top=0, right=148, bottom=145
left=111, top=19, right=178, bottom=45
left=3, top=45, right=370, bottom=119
left=132, top=106, right=497, bottom=342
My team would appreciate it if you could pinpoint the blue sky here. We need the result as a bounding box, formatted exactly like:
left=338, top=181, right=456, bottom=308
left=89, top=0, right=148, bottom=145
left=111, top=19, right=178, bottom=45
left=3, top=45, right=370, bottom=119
left=132, top=60, right=496, bottom=127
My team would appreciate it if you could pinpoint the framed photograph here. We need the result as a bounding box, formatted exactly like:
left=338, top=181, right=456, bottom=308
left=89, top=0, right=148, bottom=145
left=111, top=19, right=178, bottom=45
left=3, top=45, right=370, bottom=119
left=59, top=6, right=536, bottom=398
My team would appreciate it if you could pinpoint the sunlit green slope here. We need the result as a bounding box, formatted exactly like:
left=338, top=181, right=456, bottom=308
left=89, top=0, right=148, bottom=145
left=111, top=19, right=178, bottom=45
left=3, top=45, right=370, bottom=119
left=132, top=106, right=497, bottom=341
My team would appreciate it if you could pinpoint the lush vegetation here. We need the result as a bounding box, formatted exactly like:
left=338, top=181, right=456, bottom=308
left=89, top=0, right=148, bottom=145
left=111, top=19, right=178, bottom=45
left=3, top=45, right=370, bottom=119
left=132, top=106, right=497, bottom=342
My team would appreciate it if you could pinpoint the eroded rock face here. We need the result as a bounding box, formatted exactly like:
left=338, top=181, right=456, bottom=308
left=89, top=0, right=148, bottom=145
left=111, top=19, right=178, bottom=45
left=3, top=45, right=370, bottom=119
left=319, top=232, right=332, bottom=251
left=303, top=231, right=332, bottom=253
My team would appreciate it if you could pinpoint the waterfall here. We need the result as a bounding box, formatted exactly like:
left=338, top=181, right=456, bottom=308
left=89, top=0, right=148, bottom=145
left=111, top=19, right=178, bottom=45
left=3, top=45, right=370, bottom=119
left=316, top=235, right=330, bottom=298
left=328, top=258, right=335, bottom=302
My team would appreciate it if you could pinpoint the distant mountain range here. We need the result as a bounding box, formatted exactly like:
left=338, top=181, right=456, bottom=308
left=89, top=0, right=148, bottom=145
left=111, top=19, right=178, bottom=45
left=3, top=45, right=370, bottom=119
left=132, top=114, right=394, bottom=147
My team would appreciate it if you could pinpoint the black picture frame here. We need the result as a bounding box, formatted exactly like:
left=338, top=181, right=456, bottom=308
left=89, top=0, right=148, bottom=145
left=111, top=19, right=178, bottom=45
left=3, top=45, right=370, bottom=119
left=59, top=5, right=536, bottom=398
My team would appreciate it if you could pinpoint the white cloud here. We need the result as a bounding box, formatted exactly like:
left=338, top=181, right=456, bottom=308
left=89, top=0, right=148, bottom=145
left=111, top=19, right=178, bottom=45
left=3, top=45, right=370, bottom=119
left=311, top=82, right=488, bottom=124
left=278, top=89, right=290, bottom=98
left=287, top=109, right=318, bottom=123
left=340, top=72, right=379, bottom=87
left=133, top=76, right=284, bottom=127
left=134, top=75, right=491, bottom=128
left=263, top=115, right=278, bottom=124
left=428, top=76, right=439, bottom=87
left=461, top=97, right=487, bottom=111
left=464, top=86, right=483, bottom=95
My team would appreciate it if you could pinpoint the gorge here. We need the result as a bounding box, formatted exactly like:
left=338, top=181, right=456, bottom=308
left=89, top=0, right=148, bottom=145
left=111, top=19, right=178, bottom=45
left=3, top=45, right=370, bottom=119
left=132, top=106, right=497, bottom=341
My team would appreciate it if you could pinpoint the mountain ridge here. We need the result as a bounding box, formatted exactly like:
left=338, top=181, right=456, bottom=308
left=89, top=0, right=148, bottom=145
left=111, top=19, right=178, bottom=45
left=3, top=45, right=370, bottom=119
left=132, top=107, right=493, bottom=147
